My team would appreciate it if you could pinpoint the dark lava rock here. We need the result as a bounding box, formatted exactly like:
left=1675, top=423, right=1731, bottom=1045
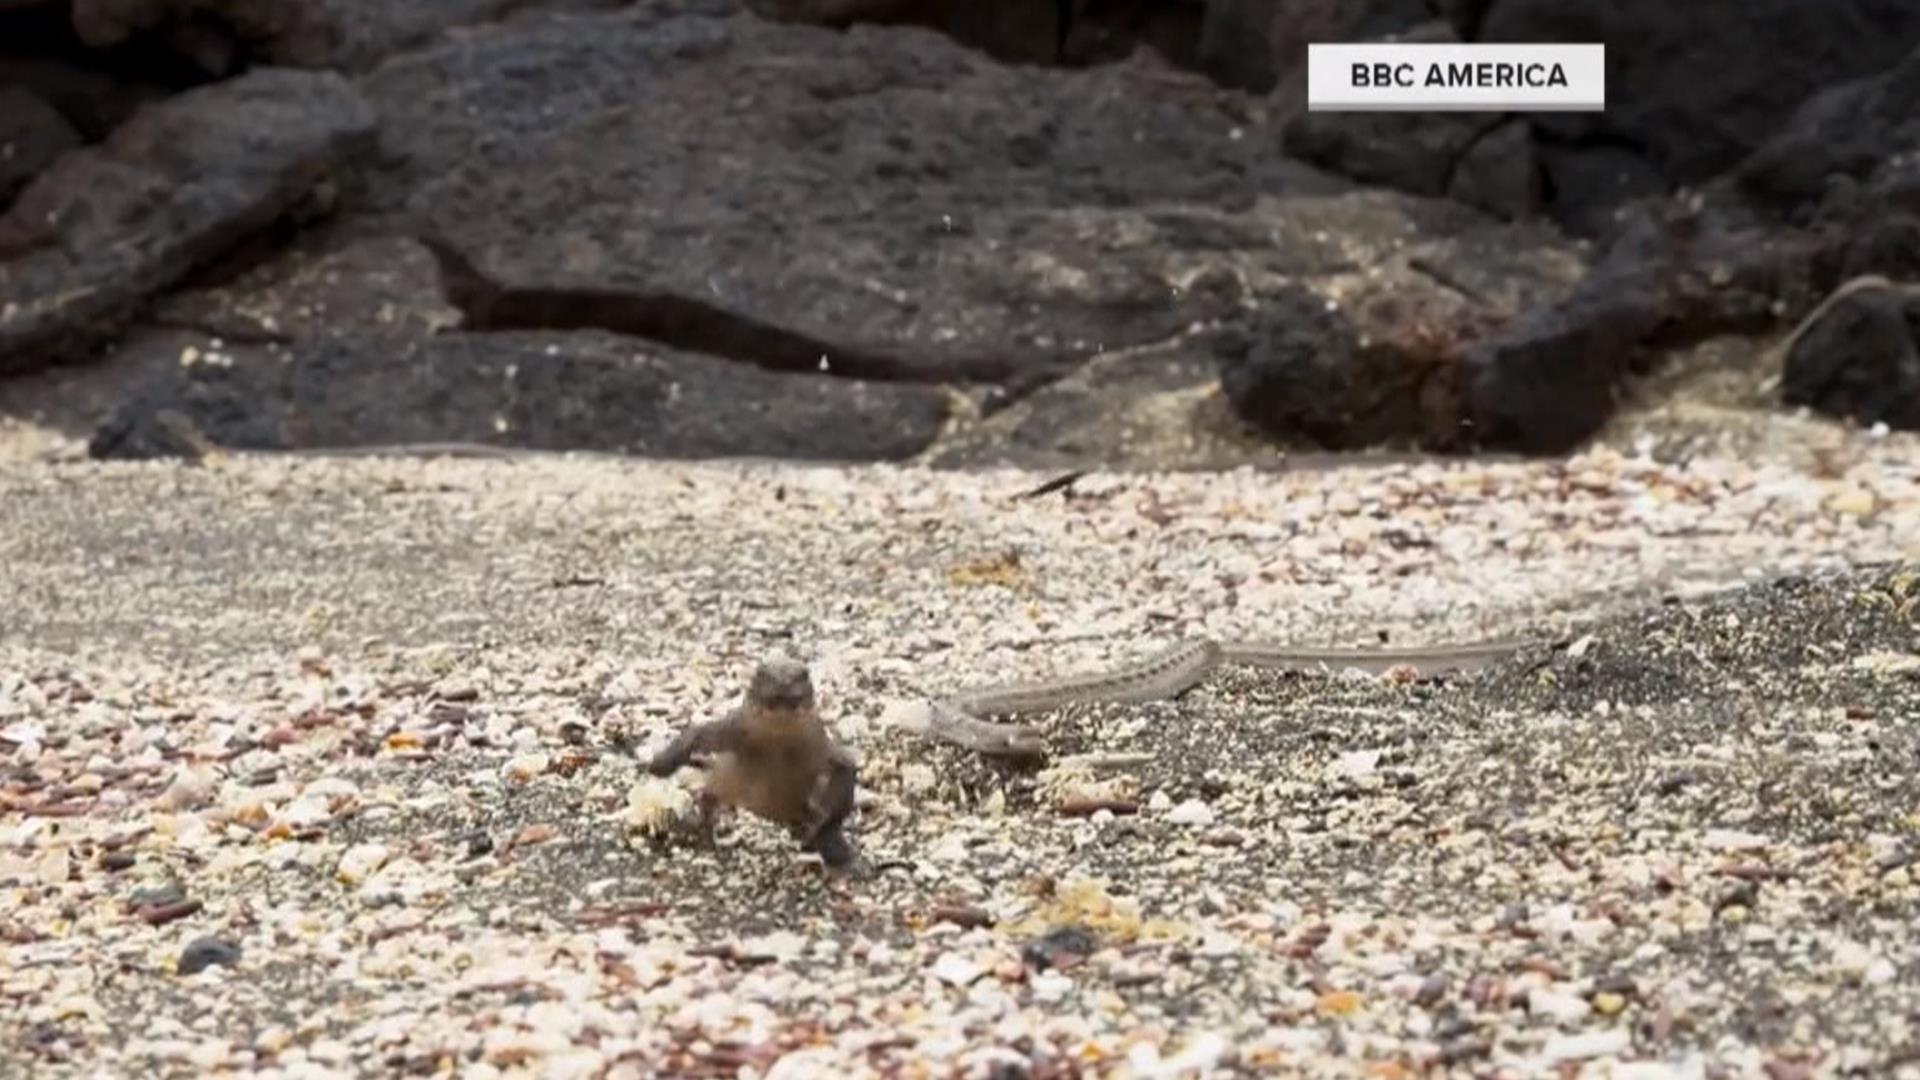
left=1459, top=202, right=1798, bottom=454
left=1284, top=108, right=1497, bottom=204
left=1219, top=285, right=1429, bottom=450
left=0, top=87, right=80, bottom=211
left=1459, top=281, right=1652, bottom=454
left=176, top=936, right=242, bottom=976
left=1533, top=142, right=1668, bottom=239
left=1779, top=279, right=1920, bottom=432
left=1215, top=195, right=1586, bottom=452
left=1197, top=0, right=1431, bottom=94
left=1279, top=22, right=1496, bottom=202
left=151, top=234, right=459, bottom=349
left=1460, top=37, right=1920, bottom=451
left=67, top=0, right=683, bottom=73
left=0, top=57, right=171, bottom=142
left=1461, top=0, right=1920, bottom=187
left=749, top=0, right=1067, bottom=66
left=0, top=68, right=375, bottom=374
left=1732, top=38, right=1920, bottom=216
left=88, top=327, right=948, bottom=461
left=1457, top=35, right=1920, bottom=455
left=1447, top=119, right=1544, bottom=223
left=361, top=8, right=1345, bottom=392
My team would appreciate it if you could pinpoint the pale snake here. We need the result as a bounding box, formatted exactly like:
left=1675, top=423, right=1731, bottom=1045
left=917, top=634, right=1550, bottom=757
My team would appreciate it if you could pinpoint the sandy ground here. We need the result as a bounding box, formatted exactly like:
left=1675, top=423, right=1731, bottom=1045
left=2, top=434, right=1919, bottom=1078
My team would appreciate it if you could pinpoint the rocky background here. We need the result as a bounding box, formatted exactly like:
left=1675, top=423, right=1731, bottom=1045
left=3, top=0, right=1920, bottom=468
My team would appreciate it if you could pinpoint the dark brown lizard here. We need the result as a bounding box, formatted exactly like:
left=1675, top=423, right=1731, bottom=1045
left=647, top=656, right=860, bottom=868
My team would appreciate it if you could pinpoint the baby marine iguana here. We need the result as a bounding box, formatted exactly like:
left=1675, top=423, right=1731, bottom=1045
left=647, top=656, right=860, bottom=869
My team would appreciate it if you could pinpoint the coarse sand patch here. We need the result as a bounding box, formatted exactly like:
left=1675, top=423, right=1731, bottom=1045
left=2, top=444, right=1919, bottom=1077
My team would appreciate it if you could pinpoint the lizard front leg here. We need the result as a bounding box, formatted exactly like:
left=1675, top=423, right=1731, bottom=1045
left=647, top=710, right=744, bottom=777
left=801, top=750, right=860, bottom=869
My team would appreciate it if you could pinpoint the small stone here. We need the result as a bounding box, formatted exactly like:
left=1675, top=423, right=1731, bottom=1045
left=277, top=793, right=333, bottom=829
left=511, top=823, right=557, bottom=848
left=1592, top=991, right=1628, bottom=1016
left=1541, top=1029, right=1630, bottom=1062
left=1703, top=829, right=1770, bottom=852
left=336, top=843, right=391, bottom=885
left=129, top=882, right=187, bottom=910
left=1825, top=488, right=1876, bottom=517
left=383, top=731, right=426, bottom=752
left=156, top=768, right=216, bottom=811
left=1166, top=799, right=1214, bottom=827
left=504, top=753, right=550, bottom=782
left=177, top=937, right=242, bottom=976
left=1031, top=970, right=1073, bottom=1003
left=1316, top=990, right=1364, bottom=1017
left=930, top=951, right=984, bottom=987
left=1414, top=973, right=1449, bottom=1007
left=1528, top=986, right=1591, bottom=1024
left=1330, top=750, right=1381, bottom=780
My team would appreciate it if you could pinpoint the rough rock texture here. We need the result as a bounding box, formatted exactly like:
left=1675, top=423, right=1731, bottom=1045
left=0, top=87, right=79, bottom=210
left=1272, top=18, right=1566, bottom=232
left=1277, top=23, right=1492, bottom=199
left=1780, top=281, right=1920, bottom=433
left=74, top=182, right=1599, bottom=464
left=1459, top=206, right=1795, bottom=454
left=747, top=0, right=1066, bottom=65
left=362, top=10, right=1346, bottom=391
left=1212, top=194, right=1587, bottom=452
left=150, top=234, right=460, bottom=349
left=1460, top=39, right=1920, bottom=453
left=88, top=326, right=949, bottom=461
left=7, top=3, right=1920, bottom=467
left=65, top=0, right=662, bottom=73
left=1447, top=118, right=1544, bottom=222
left=1284, top=106, right=1497, bottom=206
left=1057, top=0, right=1206, bottom=70
left=1732, top=39, right=1920, bottom=217
left=1196, top=0, right=1430, bottom=94
left=1533, top=141, right=1668, bottom=238
left=0, top=68, right=375, bottom=374
left=80, top=234, right=947, bottom=461
left=0, top=57, right=170, bottom=141
left=1288, top=1, right=1920, bottom=241
left=1462, top=0, right=1920, bottom=187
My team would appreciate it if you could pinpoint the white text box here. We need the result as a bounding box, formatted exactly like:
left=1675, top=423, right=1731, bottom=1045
left=1308, top=43, right=1606, bottom=111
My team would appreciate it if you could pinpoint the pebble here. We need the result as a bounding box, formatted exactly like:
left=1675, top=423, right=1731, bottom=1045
left=1529, top=987, right=1592, bottom=1025
left=128, top=882, right=187, bottom=910
left=1541, top=1028, right=1631, bottom=1063
left=1165, top=799, right=1214, bottom=827
left=336, top=843, right=391, bottom=885
left=177, top=938, right=242, bottom=976
left=5, top=445, right=1919, bottom=1076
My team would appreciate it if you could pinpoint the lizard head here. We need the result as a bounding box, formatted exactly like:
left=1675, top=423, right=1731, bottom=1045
left=746, top=655, right=815, bottom=719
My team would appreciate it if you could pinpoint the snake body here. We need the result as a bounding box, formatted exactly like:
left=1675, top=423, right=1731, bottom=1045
left=925, top=635, right=1547, bottom=757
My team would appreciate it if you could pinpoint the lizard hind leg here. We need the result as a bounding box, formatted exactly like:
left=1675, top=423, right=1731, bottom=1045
left=806, top=823, right=858, bottom=870
left=692, top=789, right=728, bottom=849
